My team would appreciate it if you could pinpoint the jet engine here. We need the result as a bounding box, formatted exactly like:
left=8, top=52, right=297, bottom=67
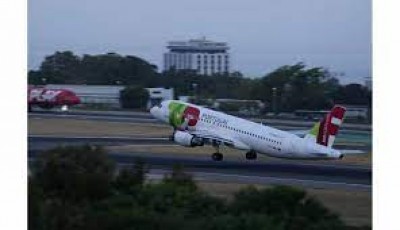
left=171, top=131, right=204, bottom=147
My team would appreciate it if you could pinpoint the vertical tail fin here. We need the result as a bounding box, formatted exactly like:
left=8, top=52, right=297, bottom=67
left=304, top=105, right=346, bottom=148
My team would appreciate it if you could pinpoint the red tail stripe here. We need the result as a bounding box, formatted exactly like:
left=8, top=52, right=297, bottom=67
left=331, top=106, right=346, bottom=119
left=317, top=106, right=346, bottom=146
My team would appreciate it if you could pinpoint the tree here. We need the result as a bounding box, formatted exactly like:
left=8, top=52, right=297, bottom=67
left=230, top=185, right=345, bottom=230
left=31, top=51, right=160, bottom=85
left=39, top=51, right=81, bottom=84
left=250, top=63, right=340, bottom=111
left=28, top=177, right=44, bottom=230
left=33, top=145, right=115, bottom=203
left=113, top=158, right=149, bottom=193
left=28, top=70, right=46, bottom=85
left=163, top=164, right=197, bottom=189
left=119, top=86, right=150, bottom=109
left=29, top=145, right=368, bottom=230
left=333, top=83, right=371, bottom=105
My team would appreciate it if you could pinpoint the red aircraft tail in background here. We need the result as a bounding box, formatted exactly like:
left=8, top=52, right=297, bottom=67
left=28, top=86, right=80, bottom=111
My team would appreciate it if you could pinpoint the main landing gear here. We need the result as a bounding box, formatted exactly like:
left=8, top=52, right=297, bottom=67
left=212, top=152, right=223, bottom=161
left=211, top=140, right=223, bottom=161
left=245, top=150, right=257, bottom=160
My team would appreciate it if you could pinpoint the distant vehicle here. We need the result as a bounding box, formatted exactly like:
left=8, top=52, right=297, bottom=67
left=150, top=100, right=363, bottom=161
left=28, top=86, right=80, bottom=112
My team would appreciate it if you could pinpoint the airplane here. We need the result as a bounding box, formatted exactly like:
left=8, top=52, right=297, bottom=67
left=150, top=100, right=362, bottom=161
left=28, top=86, right=81, bottom=112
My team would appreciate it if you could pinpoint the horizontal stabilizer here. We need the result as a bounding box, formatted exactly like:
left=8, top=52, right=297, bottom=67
left=340, top=149, right=366, bottom=155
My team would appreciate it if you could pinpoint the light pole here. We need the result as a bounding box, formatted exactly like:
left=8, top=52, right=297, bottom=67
left=41, top=77, right=47, bottom=86
left=272, top=87, right=277, bottom=116
left=192, top=83, right=198, bottom=102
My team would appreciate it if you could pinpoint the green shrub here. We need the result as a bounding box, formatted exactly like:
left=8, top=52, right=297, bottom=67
left=113, top=158, right=149, bottom=194
left=33, top=145, right=115, bottom=203
left=29, top=146, right=366, bottom=230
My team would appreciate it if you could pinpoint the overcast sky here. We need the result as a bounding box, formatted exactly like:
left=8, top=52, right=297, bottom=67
left=29, top=0, right=371, bottom=83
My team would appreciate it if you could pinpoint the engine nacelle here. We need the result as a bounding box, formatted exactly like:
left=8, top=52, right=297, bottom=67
left=172, top=131, right=204, bottom=147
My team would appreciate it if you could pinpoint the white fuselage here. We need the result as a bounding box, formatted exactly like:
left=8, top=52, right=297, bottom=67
left=151, top=100, right=342, bottom=159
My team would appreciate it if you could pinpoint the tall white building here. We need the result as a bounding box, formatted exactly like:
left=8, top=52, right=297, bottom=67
left=163, top=38, right=230, bottom=75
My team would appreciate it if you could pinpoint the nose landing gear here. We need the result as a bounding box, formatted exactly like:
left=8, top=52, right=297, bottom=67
left=212, top=152, right=223, bottom=161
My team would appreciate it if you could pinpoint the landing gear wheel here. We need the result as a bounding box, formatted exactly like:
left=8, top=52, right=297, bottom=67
left=246, top=151, right=257, bottom=160
left=212, top=152, right=223, bottom=161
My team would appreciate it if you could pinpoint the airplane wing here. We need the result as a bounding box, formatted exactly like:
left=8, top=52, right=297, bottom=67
left=188, top=129, right=251, bottom=150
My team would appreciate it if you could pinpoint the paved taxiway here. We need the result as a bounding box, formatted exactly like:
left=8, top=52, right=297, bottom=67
left=29, top=135, right=371, bottom=191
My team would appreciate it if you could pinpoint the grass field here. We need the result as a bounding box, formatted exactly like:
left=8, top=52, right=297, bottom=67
left=29, top=117, right=171, bottom=137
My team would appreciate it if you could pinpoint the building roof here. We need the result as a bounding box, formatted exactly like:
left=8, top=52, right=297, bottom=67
left=167, top=38, right=229, bottom=52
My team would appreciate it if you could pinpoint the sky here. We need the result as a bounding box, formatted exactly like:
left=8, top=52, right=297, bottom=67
left=28, top=0, right=371, bottom=84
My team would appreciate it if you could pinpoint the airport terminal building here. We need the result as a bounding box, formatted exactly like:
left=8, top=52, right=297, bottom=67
left=163, top=38, right=230, bottom=75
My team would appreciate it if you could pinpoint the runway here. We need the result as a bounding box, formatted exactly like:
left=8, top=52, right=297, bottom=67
left=28, top=135, right=371, bottom=190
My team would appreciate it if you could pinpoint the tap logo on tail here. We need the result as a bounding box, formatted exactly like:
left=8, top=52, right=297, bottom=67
left=306, top=105, right=346, bottom=148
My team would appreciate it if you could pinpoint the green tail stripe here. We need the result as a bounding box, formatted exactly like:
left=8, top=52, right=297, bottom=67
left=309, top=122, right=320, bottom=136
